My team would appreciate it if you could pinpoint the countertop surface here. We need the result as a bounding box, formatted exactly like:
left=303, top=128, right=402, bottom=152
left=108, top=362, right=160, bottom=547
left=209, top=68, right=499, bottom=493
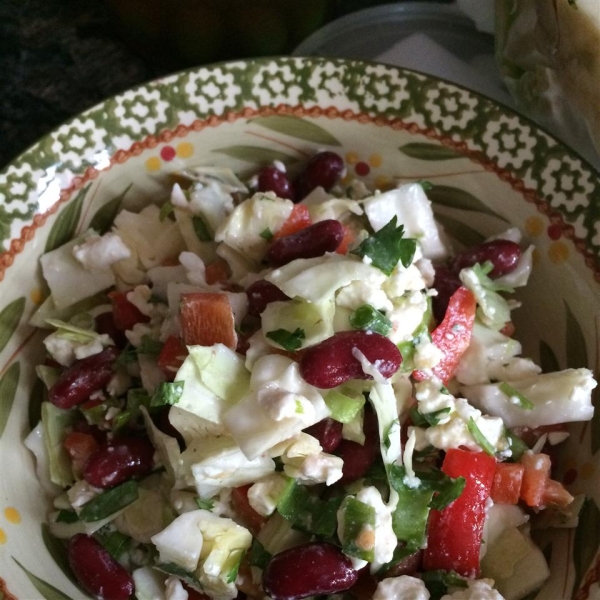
left=1, top=0, right=160, bottom=169
left=1, top=0, right=451, bottom=171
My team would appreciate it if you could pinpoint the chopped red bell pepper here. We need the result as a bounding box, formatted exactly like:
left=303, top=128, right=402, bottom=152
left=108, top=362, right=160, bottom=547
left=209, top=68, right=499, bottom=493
left=520, top=452, right=551, bottom=507
left=180, top=292, right=237, bottom=350
left=413, top=286, right=476, bottom=384
left=490, top=462, right=524, bottom=505
left=423, top=448, right=496, bottom=578
left=157, top=335, right=188, bottom=380
left=274, top=204, right=312, bottom=239
left=108, top=291, right=149, bottom=332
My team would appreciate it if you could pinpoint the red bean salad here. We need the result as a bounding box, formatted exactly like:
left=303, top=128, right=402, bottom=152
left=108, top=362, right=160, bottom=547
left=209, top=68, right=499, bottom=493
left=27, top=152, right=597, bottom=600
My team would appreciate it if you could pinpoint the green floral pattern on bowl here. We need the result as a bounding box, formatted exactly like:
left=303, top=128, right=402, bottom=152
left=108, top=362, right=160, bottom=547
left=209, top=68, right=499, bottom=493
left=0, top=57, right=598, bottom=600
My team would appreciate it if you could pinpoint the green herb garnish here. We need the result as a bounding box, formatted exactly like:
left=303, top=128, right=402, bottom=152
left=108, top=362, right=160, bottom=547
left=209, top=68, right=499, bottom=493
left=150, top=381, right=184, bottom=407
left=265, top=328, right=305, bottom=352
left=351, top=216, right=417, bottom=275
left=249, top=539, right=271, bottom=570
left=79, top=480, right=139, bottom=522
left=349, top=304, right=392, bottom=336
left=409, top=406, right=452, bottom=427
left=56, top=510, right=79, bottom=523
left=260, top=228, right=274, bottom=241
left=499, top=382, right=534, bottom=410
left=195, top=497, right=215, bottom=511
left=467, top=417, right=495, bottom=456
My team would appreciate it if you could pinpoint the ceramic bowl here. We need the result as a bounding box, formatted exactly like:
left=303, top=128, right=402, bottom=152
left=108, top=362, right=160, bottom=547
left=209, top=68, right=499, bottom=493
left=0, top=57, right=598, bottom=600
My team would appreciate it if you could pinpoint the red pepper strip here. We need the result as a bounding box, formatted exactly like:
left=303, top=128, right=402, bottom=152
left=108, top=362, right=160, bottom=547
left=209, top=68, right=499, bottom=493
left=413, top=286, right=476, bottom=384
left=423, top=448, right=496, bottom=578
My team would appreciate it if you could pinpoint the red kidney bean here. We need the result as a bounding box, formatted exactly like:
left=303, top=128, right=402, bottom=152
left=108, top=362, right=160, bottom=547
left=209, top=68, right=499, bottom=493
left=294, top=151, right=344, bottom=201
left=335, top=405, right=379, bottom=484
left=263, top=542, right=357, bottom=599
left=83, top=437, right=154, bottom=489
left=257, top=165, right=294, bottom=200
left=48, top=346, right=119, bottom=409
left=68, top=534, right=133, bottom=600
left=246, top=279, right=290, bottom=317
left=451, top=239, right=521, bottom=278
left=269, top=220, right=344, bottom=267
left=300, top=331, right=401, bottom=389
left=304, top=418, right=343, bottom=453
left=431, top=266, right=462, bottom=324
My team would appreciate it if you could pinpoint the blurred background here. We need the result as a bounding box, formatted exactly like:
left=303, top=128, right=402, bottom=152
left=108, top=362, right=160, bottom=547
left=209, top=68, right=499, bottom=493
left=2, top=0, right=598, bottom=170
left=0, top=0, right=450, bottom=169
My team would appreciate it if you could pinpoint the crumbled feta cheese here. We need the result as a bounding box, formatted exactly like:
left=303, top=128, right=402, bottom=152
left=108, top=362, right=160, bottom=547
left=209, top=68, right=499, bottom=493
left=387, top=292, right=429, bottom=343
left=247, top=473, right=288, bottom=517
left=441, top=579, right=505, bottom=599
left=336, top=279, right=393, bottom=312
left=413, top=336, right=443, bottom=371
left=107, top=370, right=131, bottom=397
left=126, top=284, right=167, bottom=320
left=383, top=264, right=426, bottom=298
left=374, top=575, right=431, bottom=600
left=126, top=322, right=160, bottom=346
left=179, top=251, right=207, bottom=287
left=415, top=379, right=454, bottom=419
left=72, top=232, right=131, bottom=271
left=73, top=338, right=106, bottom=361
left=415, top=257, right=435, bottom=287
left=284, top=453, right=344, bottom=486
left=425, top=398, right=507, bottom=454
left=68, top=480, right=100, bottom=509
left=43, top=331, right=112, bottom=366
left=256, top=387, right=315, bottom=424
left=355, top=487, right=396, bottom=570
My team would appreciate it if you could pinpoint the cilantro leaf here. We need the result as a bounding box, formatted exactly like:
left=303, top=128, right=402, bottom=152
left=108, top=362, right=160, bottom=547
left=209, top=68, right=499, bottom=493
left=351, top=216, right=417, bottom=275
left=195, top=497, right=215, bottom=511
left=349, top=304, right=392, bottom=336
left=265, top=328, right=305, bottom=352
left=150, top=381, right=184, bottom=407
